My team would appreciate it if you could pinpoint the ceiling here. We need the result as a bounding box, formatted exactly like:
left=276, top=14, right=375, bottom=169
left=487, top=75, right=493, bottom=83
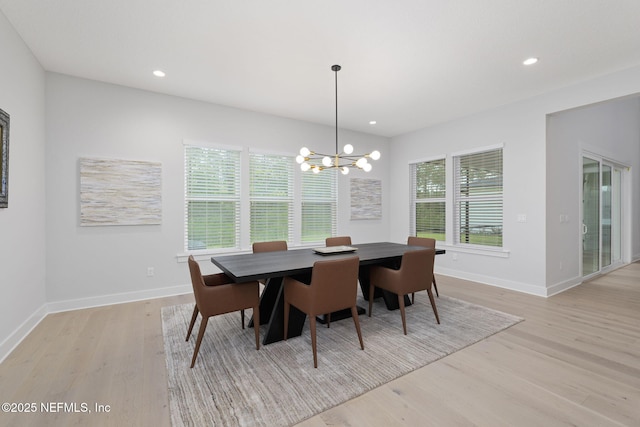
left=2, top=0, right=640, bottom=137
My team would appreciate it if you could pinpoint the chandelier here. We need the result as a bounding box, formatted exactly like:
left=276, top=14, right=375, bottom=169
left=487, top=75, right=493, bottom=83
left=296, top=65, right=380, bottom=174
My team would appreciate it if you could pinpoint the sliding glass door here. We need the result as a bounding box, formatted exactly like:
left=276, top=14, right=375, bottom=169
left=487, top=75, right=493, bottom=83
left=582, top=155, right=624, bottom=277
left=582, top=157, right=600, bottom=276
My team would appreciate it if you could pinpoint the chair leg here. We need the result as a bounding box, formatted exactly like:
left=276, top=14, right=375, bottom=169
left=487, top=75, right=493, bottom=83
left=398, top=294, right=407, bottom=335
left=310, top=315, right=318, bottom=368
left=186, top=305, right=199, bottom=341
left=411, top=292, right=415, bottom=304
left=368, top=282, right=375, bottom=316
left=241, top=309, right=245, bottom=329
left=351, top=306, right=364, bottom=350
left=327, top=313, right=331, bottom=328
left=283, top=301, right=290, bottom=341
left=253, top=304, right=260, bottom=350
left=190, top=316, right=209, bottom=368
left=426, top=287, right=440, bottom=324
left=433, top=276, right=439, bottom=297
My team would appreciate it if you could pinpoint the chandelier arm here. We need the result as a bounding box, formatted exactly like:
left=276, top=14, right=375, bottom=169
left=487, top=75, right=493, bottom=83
left=339, top=155, right=368, bottom=161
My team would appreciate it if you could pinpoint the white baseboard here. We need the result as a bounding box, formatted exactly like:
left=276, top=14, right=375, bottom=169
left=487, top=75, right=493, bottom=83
left=545, top=276, right=583, bottom=297
left=0, top=303, right=49, bottom=364
left=436, top=267, right=549, bottom=297
left=0, top=284, right=192, bottom=364
left=46, top=284, right=192, bottom=313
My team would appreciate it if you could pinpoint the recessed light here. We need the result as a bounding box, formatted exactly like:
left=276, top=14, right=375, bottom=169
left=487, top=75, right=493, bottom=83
left=369, top=120, right=377, bottom=125
left=153, top=70, right=166, bottom=77
left=523, top=57, right=538, bottom=66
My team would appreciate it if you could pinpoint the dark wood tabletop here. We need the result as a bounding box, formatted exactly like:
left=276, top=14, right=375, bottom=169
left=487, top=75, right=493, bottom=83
left=211, top=242, right=445, bottom=345
left=211, top=241, right=443, bottom=282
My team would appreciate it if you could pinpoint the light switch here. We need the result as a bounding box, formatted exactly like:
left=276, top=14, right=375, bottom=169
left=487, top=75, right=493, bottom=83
left=517, top=214, right=527, bottom=223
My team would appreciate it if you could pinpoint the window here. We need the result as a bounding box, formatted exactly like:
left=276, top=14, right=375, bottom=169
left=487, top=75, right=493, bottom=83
left=249, top=152, right=294, bottom=244
left=185, top=145, right=241, bottom=250
left=454, top=147, right=503, bottom=247
left=301, top=170, right=337, bottom=243
left=410, top=158, right=445, bottom=241
left=185, top=144, right=338, bottom=252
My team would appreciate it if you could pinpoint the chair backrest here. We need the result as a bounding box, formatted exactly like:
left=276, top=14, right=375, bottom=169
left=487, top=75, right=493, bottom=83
left=407, top=236, right=436, bottom=249
left=252, top=240, right=288, bottom=253
left=309, top=256, right=359, bottom=314
left=325, top=236, right=352, bottom=247
left=187, top=255, right=206, bottom=302
left=188, top=254, right=228, bottom=290
left=397, top=248, right=435, bottom=294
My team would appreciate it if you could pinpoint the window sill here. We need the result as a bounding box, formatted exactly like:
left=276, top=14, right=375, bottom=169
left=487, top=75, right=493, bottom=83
left=437, top=243, right=510, bottom=258
left=176, top=243, right=322, bottom=263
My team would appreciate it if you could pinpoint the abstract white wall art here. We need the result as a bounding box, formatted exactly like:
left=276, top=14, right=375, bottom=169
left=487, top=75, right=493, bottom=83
left=80, top=157, right=162, bottom=226
left=350, top=178, right=382, bottom=220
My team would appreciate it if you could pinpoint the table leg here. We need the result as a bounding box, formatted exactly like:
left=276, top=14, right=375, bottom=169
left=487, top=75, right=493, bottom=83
left=249, top=276, right=307, bottom=345
left=358, top=265, right=383, bottom=301
left=359, top=262, right=412, bottom=310
left=316, top=306, right=365, bottom=324
left=250, top=277, right=280, bottom=326
left=381, top=290, right=412, bottom=310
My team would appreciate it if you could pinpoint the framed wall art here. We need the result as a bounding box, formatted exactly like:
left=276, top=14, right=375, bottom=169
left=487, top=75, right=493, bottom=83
left=0, top=108, right=9, bottom=208
left=350, top=177, right=382, bottom=220
left=79, top=157, right=162, bottom=226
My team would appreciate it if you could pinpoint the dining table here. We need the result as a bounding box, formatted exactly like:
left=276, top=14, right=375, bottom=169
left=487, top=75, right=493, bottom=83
left=211, top=242, right=445, bottom=345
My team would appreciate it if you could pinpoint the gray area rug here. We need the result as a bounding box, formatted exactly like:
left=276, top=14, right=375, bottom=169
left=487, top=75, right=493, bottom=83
left=162, top=293, right=522, bottom=426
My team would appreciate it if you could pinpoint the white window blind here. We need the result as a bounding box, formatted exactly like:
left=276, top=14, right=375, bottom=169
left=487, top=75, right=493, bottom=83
left=301, top=170, right=337, bottom=243
left=250, top=153, right=294, bottom=244
left=410, top=158, right=446, bottom=241
left=184, top=145, right=241, bottom=250
left=454, top=148, right=503, bottom=247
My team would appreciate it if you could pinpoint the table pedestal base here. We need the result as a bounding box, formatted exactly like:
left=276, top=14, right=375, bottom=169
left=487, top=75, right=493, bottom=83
left=316, top=306, right=366, bottom=324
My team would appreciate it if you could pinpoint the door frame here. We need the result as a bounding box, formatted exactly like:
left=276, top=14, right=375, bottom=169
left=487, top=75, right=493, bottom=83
left=580, top=150, right=631, bottom=279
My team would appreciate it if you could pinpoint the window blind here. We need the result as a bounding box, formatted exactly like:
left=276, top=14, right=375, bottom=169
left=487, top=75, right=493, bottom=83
left=301, top=169, right=337, bottom=243
left=454, top=148, right=503, bottom=247
left=184, top=145, right=241, bottom=250
left=410, top=158, right=446, bottom=241
left=249, top=153, right=294, bottom=244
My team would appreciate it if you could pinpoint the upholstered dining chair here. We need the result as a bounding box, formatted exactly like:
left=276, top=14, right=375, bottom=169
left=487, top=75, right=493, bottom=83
left=186, top=256, right=260, bottom=368
left=325, top=235, right=356, bottom=326
left=325, top=236, right=352, bottom=247
left=252, top=240, right=288, bottom=253
left=284, top=256, right=364, bottom=368
left=252, top=240, right=288, bottom=288
left=369, top=248, right=440, bottom=335
left=407, top=236, right=440, bottom=302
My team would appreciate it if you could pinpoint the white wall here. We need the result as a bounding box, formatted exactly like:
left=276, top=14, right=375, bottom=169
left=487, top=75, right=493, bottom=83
left=4, top=12, right=640, bottom=361
left=45, top=73, right=390, bottom=305
left=0, top=11, right=47, bottom=357
left=389, top=64, right=640, bottom=296
left=546, top=96, right=640, bottom=290
left=389, top=102, right=547, bottom=295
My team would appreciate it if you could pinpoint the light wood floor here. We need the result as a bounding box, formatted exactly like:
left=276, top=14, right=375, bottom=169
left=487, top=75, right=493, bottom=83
left=1, top=263, right=638, bottom=426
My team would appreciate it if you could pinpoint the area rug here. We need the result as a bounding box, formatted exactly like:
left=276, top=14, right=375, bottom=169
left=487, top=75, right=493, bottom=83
left=162, top=294, right=522, bottom=427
